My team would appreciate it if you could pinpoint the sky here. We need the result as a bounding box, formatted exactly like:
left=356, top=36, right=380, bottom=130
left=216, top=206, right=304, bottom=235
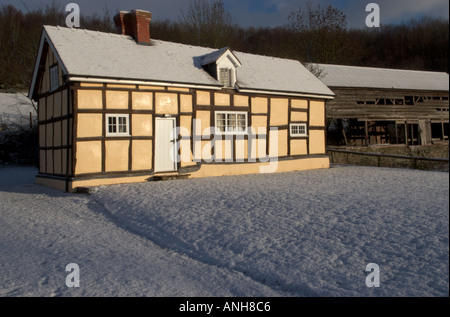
left=3, top=0, right=450, bottom=29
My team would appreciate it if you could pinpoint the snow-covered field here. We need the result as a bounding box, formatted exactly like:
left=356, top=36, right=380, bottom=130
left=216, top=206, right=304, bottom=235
left=0, top=165, right=448, bottom=297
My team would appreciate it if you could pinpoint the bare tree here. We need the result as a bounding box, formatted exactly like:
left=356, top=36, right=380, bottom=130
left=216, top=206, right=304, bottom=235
left=288, top=4, right=348, bottom=64
left=180, top=0, right=234, bottom=48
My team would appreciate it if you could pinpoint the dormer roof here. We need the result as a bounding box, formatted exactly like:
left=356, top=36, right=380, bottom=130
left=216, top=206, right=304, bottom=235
left=201, top=47, right=242, bottom=68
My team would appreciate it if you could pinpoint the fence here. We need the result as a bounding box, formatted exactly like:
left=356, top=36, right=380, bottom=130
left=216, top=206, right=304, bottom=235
left=327, top=148, right=449, bottom=171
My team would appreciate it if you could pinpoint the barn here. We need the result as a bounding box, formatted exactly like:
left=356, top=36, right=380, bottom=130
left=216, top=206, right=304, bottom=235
left=28, top=10, right=334, bottom=192
left=313, top=64, right=449, bottom=146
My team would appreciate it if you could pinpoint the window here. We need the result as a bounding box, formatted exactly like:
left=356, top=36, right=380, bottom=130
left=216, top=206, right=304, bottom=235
left=215, top=111, right=247, bottom=135
left=106, top=114, right=129, bottom=136
left=219, top=68, right=232, bottom=87
left=50, top=65, right=59, bottom=91
left=290, top=124, right=308, bottom=137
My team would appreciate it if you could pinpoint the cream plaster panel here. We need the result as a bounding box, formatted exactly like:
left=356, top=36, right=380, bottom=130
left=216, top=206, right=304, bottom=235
left=180, top=139, right=193, bottom=166
left=132, top=92, right=153, bottom=110
left=77, top=90, right=103, bottom=109
left=75, top=141, right=102, bottom=174
left=251, top=115, right=267, bottom=130
left=290, top=139, right=308, bottom=156
left=107, top=84, right=135, bottom=89
left=132, top=140, right=152, bottom=171
left=214, top=93, right=230, bottom=106
left=105, top=140, right=129, bottom=172
left=132, top=114, right=153, bottom=137
left=167, top=87, right=190, bottom=92
left=291, top=99, right=308, bottom=109
left=196, top=111, right=211, bottom=136
left=309, top=130, right=326, bottom=154
left=272, top=129, right=288, bottom=157
left=270, top=98, right=289, bottom=126
left=291, top=111, right=308, bottom=122
left=235, top=138, right=248, bottom=161
left=77, top=113, right=103, bottom=138
left=180, top=95, right=193, bottom=113
left=309, top=101, right=325, bottom=127
left=197, top=91, right=211, bottom=105
left=214, top=139, right=233, bottom=161
left=248, top=136, right=267, bottom=160
left=155, top=93, right=178, bottom=114
left=180, top=115, right=192, bottom=136
left=138, top=85, right=165, bottom=90
left=106, top=91, right=129, bottom=109
left=234, top=95, right=249, bottom=107
left=251, top=97, right=268, bottom=113
left=80, top=83, right=103, bottom=87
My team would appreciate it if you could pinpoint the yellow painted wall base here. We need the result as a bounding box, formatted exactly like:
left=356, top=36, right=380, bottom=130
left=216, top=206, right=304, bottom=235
left=189, top=156, right=330, bottom=178
left=36, top=156, right=330, bottom=191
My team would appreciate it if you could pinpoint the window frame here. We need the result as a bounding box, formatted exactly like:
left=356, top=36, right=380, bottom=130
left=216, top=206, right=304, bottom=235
left=49, top=65, right=59, bottom=92
left=290, top=123, right=308, bottom=137
left=105, top=114, right=130, bottom=137
left=215, top=111, right=248, bottom=136
left=219, top=67, right=232, bottom=87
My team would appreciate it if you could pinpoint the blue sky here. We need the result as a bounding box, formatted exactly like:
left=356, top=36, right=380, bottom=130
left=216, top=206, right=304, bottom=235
left=4, top=0, right=449, bottom=28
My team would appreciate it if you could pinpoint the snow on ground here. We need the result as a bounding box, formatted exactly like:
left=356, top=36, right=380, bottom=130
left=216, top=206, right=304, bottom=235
left=0, top=165, right=448, bottom=297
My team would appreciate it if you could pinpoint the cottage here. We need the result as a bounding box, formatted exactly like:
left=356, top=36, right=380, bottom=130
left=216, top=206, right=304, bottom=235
left=29, top=10, right=334, bottom=192
left=313, top=64, right=449, bottom=146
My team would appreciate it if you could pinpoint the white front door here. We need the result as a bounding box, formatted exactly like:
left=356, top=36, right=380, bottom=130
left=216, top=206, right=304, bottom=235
left=155, top=118, right=177, bottom=173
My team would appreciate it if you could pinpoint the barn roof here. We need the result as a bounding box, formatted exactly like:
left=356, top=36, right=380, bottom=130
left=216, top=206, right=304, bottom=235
left=312, top=64, right=449, bottom=92
left=29, top=26, right=334, bottom=99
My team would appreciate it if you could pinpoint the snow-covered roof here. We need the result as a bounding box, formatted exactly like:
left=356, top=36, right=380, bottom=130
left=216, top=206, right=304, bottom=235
left=30, top=26, right=334, bottom=98
left=312, top=63, right=449, bottom=91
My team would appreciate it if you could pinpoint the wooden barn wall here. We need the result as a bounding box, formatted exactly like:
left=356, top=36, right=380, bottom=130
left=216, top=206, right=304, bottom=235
left=326, top=87, right=449, bottom=122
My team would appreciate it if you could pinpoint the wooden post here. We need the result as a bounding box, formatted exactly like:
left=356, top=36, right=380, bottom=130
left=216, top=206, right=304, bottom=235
left=395, top=122, right=399, bottom=144
left=364, top=121, right=369, bottom=146
left=405, top=122, right=409, bottom=147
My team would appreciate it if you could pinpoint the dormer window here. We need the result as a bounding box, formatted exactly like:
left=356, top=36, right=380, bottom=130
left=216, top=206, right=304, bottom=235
left=219, top=68, right=232, bottom=87
left=201, top=47, right=242, bottom=89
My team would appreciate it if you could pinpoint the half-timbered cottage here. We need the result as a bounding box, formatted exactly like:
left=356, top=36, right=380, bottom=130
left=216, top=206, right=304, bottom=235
left=29, top=10, right=334, bottom=192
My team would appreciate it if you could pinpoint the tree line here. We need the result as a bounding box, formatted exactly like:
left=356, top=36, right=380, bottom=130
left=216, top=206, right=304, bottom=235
left=0, top=0, right=448, bottom=91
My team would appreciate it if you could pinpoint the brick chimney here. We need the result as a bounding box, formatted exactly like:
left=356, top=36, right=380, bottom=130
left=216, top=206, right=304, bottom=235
left=114, top=10, right=152, bottom=44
